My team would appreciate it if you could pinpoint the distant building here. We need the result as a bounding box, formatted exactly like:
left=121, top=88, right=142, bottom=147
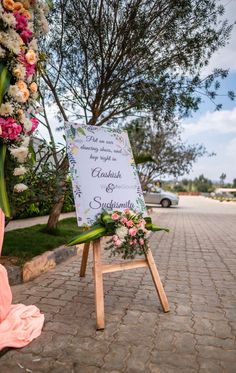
left=214, top=188, right=236, bottom=197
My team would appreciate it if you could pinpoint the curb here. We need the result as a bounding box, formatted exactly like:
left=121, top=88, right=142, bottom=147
left=6, top=244, right=83, bottom=286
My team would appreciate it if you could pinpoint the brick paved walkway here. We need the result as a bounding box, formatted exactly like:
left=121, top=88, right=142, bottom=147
left=1, top=197, right=236, bottom=372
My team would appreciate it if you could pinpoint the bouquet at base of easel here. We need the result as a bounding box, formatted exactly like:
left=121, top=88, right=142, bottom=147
left=68, top=209, right=169, bottom=259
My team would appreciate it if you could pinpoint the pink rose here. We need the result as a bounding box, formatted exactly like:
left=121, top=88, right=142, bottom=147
left=129, top=227, right=138, bottom=237
left=21, top=29, right=33, bottom=43
left=111, top=213, right=120, bottom=220
left=139, top=238, right=144, bottom=245
left=124, top=208, right=130, bottom=214
left=14, top=12, right=28, bottom=31
left=126, top=220, right=134, bottom=227
left=137, top=219, right=146, bottom=228
left=115, top=239, right=122, bottom=246
left=133, top=239, right=137, bottom=245
left=120, top=217, right=128, bottom=225
left=27, top=117, right=39, bottom=134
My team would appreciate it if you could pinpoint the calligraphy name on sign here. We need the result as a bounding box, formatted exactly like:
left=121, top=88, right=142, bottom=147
left=66, top=123, right=146, bottom=226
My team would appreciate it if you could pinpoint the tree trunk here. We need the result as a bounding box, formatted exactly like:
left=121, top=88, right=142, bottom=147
left=46, top=193, right=65, bottom=231
left=46, top=156, right=69, bottom=231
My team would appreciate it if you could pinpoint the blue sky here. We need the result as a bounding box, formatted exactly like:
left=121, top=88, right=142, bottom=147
left=181, top=0, right=236, bottom=183
left=38, top=0, right=236, bottom=183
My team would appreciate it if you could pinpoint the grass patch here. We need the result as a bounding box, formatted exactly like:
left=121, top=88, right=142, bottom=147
left=2, top=218, right=83, bottom=263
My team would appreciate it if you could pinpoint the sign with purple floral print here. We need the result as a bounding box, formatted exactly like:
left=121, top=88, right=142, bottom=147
left=66, top=123, right=146, bottom=226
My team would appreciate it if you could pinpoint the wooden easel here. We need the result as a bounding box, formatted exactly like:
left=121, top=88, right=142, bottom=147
left=79, top=238, right=169, bottom=330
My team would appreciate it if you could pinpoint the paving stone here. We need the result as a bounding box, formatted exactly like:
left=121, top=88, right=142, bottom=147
left=153, top=330, right=175, bottom=351
left=195, top=335, right=235, bottom=348
left=44, top=321, right=78, bottom=335
left=102, top=343, right=129, bottom=371
left=151, top=351, right=198, bottom=370
left=197, top=359, right=224, bottom=373
left=149, top=363, right=196, bottom=373
left=193, top=316, right=215, bottom=336
left=125, top=345, right=150, bottom=372
left=220, top=360, right=236, bottom=373
left=173, top=332, right=196, bottom=354
left=196, top=345, right=236, bottom=361
left=115, top=324, right=154, bottom=345
left=175, top=304, right=193, bottom=316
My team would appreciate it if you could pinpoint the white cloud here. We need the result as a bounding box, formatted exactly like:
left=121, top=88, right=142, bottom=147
left=182, top=106, right=236, bottom=137
left=226, top=136, right=236, bottom=157
left=181, top=105, right=236, bottom=182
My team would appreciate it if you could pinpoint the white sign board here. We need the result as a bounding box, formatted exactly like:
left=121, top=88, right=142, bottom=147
left=66, top=123, right=146, bottom=226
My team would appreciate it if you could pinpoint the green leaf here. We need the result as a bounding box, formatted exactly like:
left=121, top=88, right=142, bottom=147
left=67, top=224, right=107, bottom=245
left=28, top=143, right=36, bottom=164
left=0, top=143, right=11, bottom=217
left=145, top=222, right=169, bottom=232
left=77, top=127, right=86, bottom=136
left=134, top=153, right=155, bottom=164
left=0, top=63, right=11, bottom=105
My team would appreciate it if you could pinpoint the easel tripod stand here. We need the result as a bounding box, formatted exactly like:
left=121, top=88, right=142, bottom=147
left=79, top=238, right=169, bottom=330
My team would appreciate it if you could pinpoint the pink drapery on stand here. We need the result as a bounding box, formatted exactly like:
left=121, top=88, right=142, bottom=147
left=0, top=209, right=44, bottom=351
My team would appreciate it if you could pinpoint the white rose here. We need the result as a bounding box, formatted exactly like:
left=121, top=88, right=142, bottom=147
left=13, top=64, right=26, bottom=80
left=8, top=85, right=24, bottom=103
left=21, top=136, right=30, bottom=148
left=10, top=146, right=29, bottom=163
left=13, top=166, right=27, bottom=176
left=14, top=183, right=28, bottom=193
left=0, top=102, right=14, bottom=116
left=23, top=118, right=33, bottom=132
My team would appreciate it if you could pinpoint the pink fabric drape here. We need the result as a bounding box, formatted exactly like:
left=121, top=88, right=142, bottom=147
left=0, top=208, right=44, bottom=350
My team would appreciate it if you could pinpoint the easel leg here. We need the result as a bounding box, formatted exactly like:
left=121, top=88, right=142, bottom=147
left=80, top=242, right=90, bottom=277
left=93, top=239, right=105, bottom=330
left=145, top=248, right=170, bottom=312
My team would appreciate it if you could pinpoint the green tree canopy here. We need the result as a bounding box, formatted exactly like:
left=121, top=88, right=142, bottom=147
left=126, top=118, right=207, bottom=189
left=193, top=174, right=213, bottom=192
left=42, top=0, right=234, bottom=125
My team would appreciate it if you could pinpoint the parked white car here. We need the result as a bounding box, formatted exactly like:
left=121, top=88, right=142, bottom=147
left=144, top=188, right=179, bottom=208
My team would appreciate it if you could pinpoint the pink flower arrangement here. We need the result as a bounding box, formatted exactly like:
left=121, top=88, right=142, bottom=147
left=105, top=209, right=149, bottom=259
